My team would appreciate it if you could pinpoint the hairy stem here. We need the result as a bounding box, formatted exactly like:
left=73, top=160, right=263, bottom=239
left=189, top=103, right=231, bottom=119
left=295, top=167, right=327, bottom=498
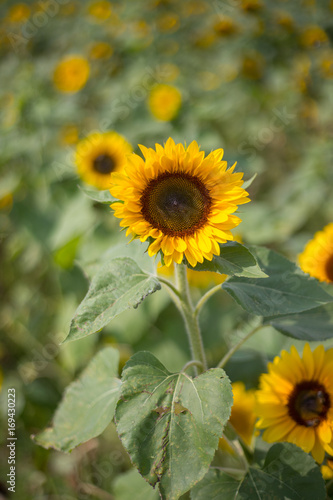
left=175, top=264, right=207, bottom=372
left=194, top=284, right=223, bottom=318
left=217, top=323, right=263, bottom=369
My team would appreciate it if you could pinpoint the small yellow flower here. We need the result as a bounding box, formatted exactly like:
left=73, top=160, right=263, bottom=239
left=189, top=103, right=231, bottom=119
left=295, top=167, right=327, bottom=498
left=89, top=42, right=113, bottom=60
left=88, top=0, right=112, bottom=21
left=300, top=25, right=328, bottom=48
left=299, top=223, right=333, bottom=283
left=110, top=138, right=250, bottom=267
left=7, top=3, right=30, bottom=23
left=148, top=84, right=182, bottom=122
left=76, top=132, right=132, bottom=190
left=53, top=56, right=90, bottom=94
left=255, top=344, right=333, bottom=463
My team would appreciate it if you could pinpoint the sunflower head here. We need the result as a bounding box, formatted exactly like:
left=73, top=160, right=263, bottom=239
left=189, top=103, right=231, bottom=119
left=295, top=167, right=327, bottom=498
left=53, top=56, right=90, bottom=93
left=75, top=132, right=132, bottom=190
left=110, top=138, right=250, bottom=267
left=255, top=343, right=333, bottom=463
left=299, top=223, right=333, bottom=283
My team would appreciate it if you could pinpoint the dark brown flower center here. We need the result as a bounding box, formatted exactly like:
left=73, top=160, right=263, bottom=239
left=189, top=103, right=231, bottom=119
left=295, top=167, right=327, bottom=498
left=140, top=172, right=212, bottom=237
left=287, top=381, right=330, bottom=427
left=325, top=254, right=333, bottom=283
left=93, top=153, right=115, bottom=174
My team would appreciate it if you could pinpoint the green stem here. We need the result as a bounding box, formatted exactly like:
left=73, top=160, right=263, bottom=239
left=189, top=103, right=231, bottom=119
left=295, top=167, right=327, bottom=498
left=181, top=360, right=204, bottom=373
left=157, top=276, right=181, bottom=299
left=194, top=284, right=222, bottom=318
left=175, top=264, right=207, bottom=372
left=217, top=323, right=263, bottom=369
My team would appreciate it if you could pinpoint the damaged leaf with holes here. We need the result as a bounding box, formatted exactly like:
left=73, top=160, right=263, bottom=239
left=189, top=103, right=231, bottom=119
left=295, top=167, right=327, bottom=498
left=115, top=351, right=233, bottom=500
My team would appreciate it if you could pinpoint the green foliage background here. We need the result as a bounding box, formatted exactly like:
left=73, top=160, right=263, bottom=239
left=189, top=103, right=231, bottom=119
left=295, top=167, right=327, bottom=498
left=1, top=0, right=333, bottom=498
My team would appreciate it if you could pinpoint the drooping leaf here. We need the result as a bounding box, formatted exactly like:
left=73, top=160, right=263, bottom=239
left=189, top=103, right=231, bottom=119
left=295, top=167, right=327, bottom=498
left=63, top=258, right=161, bottom=343
left=191, top=443, right=326, bottom=500
left=186, top=242, right=267, bottom=278
left=79, top=185, right=117, bottom=204
left=115, top=352, right=233, bottom=500
left=222, top=246, right=332, bottom=317
left=33, top=347, right=121, bottom=452
left=264, top=302, right=333, bottom=341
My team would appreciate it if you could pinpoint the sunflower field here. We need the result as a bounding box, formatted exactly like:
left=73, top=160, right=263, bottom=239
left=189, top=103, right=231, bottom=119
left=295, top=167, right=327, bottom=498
left=1, top=0, right=333, bottom=499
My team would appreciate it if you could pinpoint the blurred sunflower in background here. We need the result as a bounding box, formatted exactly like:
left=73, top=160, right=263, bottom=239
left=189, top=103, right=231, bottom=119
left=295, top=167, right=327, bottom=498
left=110, top=138, right=250, bottom=267
left=299, top=223, right=333, bottom=283
left=255, top=344, right=333, bottom=463
left=148, top=84, right=182, bottom=121
left=53, top=55, right=90, bottom=93
left=219, top=381, right=257, bottom=452
left=75, top=131, right=132, bottom=190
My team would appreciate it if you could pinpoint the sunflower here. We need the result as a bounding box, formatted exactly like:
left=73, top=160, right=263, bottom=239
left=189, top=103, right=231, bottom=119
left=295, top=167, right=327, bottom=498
left=110, top=138, right=250, bottom=267
left=255, top=343, right=333, bottom=463
left=53, top=56, right=90, bottom=94
left=148, top=84, right=182, bottom=122
left=299, top=223, right=333, bottom=283
left=75, top=132, right=132, bottom=190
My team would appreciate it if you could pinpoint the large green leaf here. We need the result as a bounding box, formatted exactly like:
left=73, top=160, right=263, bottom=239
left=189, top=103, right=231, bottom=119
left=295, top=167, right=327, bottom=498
left=191, top=443, right=326, bottom=500
left=63, top=258, right=161, bottom=343
left=186, top=242, right=267, bottom=278
left=264, top=302, right=333, bottom=340
left=33, top=347, right=121, bottom=452
left=115, top=352, right=233, bottom=500
left=79, top=185, right=117, bottom=204
left=222, top=246, right=332, bottom=317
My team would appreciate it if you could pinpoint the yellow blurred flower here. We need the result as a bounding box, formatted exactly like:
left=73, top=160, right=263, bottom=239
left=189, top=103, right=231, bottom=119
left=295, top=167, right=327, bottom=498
left=240, top=0, right=262, bottom=12
left=88, top=0, right=112, bottom=21
left=0, top=193, right=13, bottom=212
left=275, top=10, right=294, bottom=31
left=320, top=52, right=333, bottom=79
left=157, top=63, right=180, bottom=83
left=256, top=344, right=333, bottom=463
left=299, top=223, right=333, bottom=283
left=156, top=13, right=180, bottom=33
left=300, top=25, right=328, bottom=48
left=53, top=56, right=90, bottom=93
left=219, top=382, right=257, bottom=451
left=148, top=84, right=182, bottom=121
left=60, top=125, right=79, bottom=145
left=214, top=17, right=239, bottom=37
left=89, top=41, right=113, bottom=60
left=241, top=53, right=264, bottom=80
left=7, top=3, right=30, bottom=23
left=75, top=131, right=132, bottom=190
